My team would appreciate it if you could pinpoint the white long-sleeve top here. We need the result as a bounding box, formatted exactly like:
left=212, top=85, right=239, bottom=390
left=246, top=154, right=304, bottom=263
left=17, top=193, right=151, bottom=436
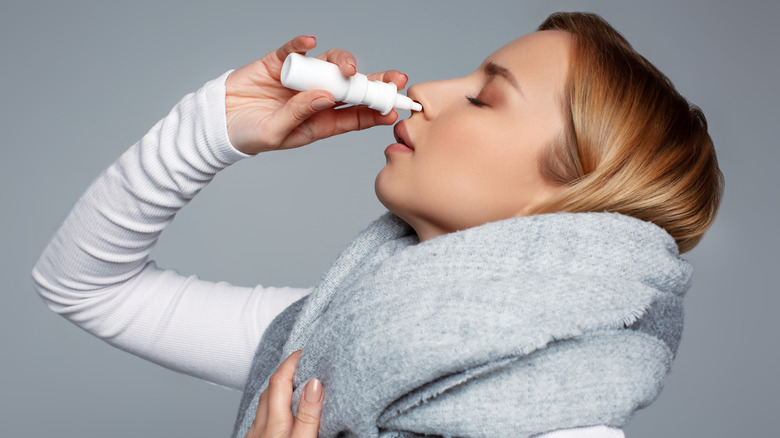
left=31, top=71, right=624, bottom=438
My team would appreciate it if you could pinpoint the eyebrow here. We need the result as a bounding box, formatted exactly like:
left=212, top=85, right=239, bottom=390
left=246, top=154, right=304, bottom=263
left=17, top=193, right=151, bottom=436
left=482, top=61, right=523, bottom=96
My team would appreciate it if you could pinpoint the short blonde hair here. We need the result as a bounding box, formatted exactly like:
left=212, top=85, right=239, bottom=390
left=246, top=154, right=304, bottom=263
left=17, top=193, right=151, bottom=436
left=532, top=12, right=724, bottom=253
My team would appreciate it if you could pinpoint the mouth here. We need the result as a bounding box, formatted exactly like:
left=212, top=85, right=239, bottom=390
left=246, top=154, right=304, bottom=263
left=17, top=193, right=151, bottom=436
left=393, top=122, right=415, bottom=151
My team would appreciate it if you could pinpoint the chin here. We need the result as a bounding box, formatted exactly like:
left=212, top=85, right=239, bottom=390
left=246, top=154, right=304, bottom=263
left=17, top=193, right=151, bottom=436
left=374, top=167, right=396, bottom=212
left=375, top=166, right=412, bottom=219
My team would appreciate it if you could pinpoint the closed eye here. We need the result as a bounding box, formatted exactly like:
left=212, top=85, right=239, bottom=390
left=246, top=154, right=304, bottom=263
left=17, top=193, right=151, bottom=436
left=466, top=96, right=486, bottom=107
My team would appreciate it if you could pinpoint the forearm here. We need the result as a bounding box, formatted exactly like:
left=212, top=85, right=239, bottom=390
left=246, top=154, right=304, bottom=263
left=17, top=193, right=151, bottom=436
left=31, top=71, right=311, bottom=390
left=33, top=70, right=245, bottom=296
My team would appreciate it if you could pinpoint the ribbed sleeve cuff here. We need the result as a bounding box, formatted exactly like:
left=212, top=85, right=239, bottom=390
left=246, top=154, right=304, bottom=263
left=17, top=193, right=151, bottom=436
left=200, top=69, right=252, bottom=166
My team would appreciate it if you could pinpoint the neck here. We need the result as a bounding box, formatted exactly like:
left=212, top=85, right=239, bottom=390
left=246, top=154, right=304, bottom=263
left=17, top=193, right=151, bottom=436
left=399, top=215, right=449, bottom=242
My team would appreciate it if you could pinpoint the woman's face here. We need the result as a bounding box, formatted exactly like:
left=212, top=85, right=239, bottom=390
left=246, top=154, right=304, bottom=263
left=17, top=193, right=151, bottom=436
left=375, top=30, right=572, bottom=241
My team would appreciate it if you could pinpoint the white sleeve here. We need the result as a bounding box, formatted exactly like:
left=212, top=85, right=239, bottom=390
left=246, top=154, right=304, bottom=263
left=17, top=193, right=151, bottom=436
left=31, top=70, right=312, bottom=391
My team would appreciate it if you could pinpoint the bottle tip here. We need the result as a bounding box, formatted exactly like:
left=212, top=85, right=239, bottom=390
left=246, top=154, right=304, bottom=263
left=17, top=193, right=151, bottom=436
left=393, top=94, right=423, bottom=112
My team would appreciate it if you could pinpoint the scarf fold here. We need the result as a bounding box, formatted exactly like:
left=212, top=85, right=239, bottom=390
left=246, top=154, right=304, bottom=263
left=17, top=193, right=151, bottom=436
left=233, top=212, right=691, bottom=438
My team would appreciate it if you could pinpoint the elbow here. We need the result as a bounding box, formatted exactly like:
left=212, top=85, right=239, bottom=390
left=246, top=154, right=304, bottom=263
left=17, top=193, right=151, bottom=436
left=31, top=256, right=122, bottom=339
left=31, top=251, right=93, bottom=317
left=31, top=256, right=68, bottom=314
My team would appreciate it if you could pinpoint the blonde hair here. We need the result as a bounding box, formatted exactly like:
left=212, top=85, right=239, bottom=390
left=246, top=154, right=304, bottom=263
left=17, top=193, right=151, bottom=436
left=532, top=12, right=724, bottom=253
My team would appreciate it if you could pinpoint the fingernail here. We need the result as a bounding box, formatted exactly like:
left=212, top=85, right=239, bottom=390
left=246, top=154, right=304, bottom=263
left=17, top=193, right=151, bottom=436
left=347, top=58, right=356, bottom=70
left=304, top=378, right=323, bottom=403
left=311, top=97, right=334, bottom=111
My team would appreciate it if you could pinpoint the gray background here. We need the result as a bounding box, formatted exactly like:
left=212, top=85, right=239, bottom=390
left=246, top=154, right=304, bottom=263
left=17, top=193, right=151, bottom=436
left=1, top=0, right=776, bottom=436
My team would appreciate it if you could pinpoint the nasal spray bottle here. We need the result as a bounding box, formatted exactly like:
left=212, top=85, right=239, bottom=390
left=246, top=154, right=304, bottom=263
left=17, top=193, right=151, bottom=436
left=281, top=53, right=423, bottom=115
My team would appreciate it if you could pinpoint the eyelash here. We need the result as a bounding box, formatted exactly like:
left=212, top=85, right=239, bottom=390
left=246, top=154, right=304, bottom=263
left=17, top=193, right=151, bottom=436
left=466, top=96, right=487, bottom=107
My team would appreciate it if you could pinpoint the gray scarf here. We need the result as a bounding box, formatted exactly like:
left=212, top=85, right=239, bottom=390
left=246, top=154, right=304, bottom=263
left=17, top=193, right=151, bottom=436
left=232, top=212, right=690, bottom=438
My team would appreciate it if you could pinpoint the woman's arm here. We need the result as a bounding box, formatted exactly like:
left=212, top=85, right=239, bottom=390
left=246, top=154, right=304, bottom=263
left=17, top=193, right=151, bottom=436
left=31, top=70, right=311, bottom=390
left=32, top=36, right=409, bottom=390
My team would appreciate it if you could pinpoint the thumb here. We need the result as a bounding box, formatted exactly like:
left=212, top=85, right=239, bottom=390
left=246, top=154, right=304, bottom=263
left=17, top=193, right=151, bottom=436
left=267, top=90, right=335, bottom=147
left=291, top=378, right=323, bottom=437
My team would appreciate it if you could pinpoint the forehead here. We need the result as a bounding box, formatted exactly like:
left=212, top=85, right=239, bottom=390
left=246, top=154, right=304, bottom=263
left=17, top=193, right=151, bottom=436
left=486, top=31, right=572, bottom=96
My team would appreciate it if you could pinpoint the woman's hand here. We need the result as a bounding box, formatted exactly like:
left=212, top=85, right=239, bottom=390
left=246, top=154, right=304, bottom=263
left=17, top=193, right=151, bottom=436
left=244, top=350, right=324, bottom=438
left=226, top=35, right=409, bottom=155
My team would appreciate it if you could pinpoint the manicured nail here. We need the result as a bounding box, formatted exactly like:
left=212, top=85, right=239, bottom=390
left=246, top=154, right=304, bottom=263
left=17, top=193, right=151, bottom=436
left=304, top=378, right=323, bottom=403
left=311, top=97, right=334, bottom=111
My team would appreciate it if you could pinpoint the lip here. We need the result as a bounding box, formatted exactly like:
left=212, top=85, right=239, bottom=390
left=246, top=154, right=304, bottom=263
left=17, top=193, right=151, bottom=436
left=393, top=121, right=415, bottom=151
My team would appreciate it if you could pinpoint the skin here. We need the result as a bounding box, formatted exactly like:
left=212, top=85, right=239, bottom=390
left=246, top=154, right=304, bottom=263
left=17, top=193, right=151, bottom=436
left=226, top=37, right=403, bottom=438
left=228, top=32, right=573, bottom=437
left=375, top=31, right=572, bottom=241
left=244, top=351, right=324, bottom=438
left=225, top=35, right=408, bottom=154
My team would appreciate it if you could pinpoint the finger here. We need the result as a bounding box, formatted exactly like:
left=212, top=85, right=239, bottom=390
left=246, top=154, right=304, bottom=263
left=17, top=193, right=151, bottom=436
left=258, top=35, right=318, bottom=80
left=264, top=350, right=303, bottom=433
left=275, top=35, right=318, bottom=63
left=245, top=389, right=267, bottom=438
left=366, top=70, right=410, bottom=90
left=328, top=105, right=399, bottom=136
left=281, top=104, right=398, bottom=149
left=264, top=90, right=337, bottom=147
left=316, top=48, right=357, bottom=76
left=291, top=378, right=324, bottom=438
left=254, top=389, right=269, bottom=433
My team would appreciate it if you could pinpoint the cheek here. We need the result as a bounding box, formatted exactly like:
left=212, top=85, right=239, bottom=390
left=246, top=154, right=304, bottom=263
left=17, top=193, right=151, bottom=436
left=424, top=114, right=553, bottom=215
left=443, top=117, right=530, bottom=187
left=483, top=110, right=560, bottom=178
left=417, top=117, right=522, bottom=212
left=415, top=118, right=479, bottom=192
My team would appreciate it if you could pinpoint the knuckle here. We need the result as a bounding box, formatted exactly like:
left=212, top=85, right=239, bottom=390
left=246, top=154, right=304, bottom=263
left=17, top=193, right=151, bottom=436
left=266, top=423, right=291, bottom=437
left=358, top=112, right=374, bottom=131
left=295, top=407, right=321, bottom=426
left=267, top=372, right=288, bottom=387
left=290, top=103, right=309, bottom=121
left=299, top=121, right=317, bottom=138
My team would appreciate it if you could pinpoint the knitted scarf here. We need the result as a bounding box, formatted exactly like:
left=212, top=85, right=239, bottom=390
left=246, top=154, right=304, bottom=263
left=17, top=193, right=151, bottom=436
left=232, top=212, right=691, bottom=438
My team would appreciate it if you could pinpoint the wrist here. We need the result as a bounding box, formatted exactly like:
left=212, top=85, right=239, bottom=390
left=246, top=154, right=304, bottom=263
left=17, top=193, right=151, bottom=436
left=206, top=69, right=253, bottom=162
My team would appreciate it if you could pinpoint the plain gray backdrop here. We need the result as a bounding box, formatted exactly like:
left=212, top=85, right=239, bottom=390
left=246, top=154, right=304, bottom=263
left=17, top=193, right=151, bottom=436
left=2, top=0, right=777, bottom=436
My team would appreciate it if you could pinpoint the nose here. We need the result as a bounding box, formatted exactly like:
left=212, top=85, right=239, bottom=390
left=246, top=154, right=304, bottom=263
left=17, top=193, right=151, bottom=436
left=407, top=78, right=463, bottom=120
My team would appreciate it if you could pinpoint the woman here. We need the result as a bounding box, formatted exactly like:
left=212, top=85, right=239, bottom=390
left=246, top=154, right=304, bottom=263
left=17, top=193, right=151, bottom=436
left=32, top=12, right=722, bottom=438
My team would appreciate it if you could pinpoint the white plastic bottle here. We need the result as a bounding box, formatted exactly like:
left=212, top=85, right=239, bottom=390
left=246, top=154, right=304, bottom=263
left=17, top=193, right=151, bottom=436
left=280, top=53, right=423, bottom=115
